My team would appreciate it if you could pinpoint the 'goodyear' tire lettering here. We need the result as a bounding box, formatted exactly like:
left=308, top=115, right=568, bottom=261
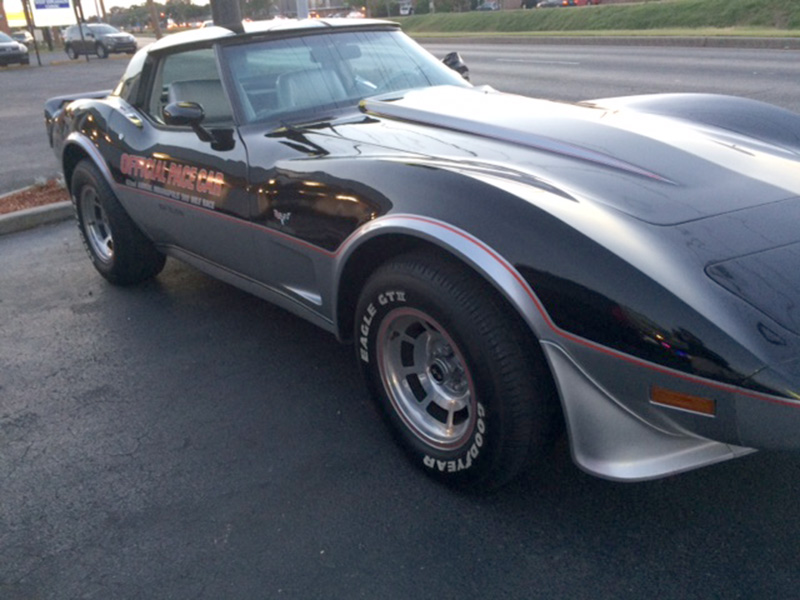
left=423, top=402, right=486, bottom=472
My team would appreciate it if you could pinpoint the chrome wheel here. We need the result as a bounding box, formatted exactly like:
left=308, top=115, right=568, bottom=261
left=377, top=308, right=476, bottom=450
left=79, top=186, right=114, bottom=263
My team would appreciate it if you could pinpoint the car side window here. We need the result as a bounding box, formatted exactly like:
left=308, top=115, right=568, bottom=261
left=223, top=37, right=344, bottom=124
left=145, top=47, right=233, bottom=126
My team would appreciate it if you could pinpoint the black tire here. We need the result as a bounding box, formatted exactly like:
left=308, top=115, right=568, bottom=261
left=95, top=43, right=108, bottom=59
left=355, top=252, right=559, bottom=491
left=65, top=44, right=78, bottom=60
left=71, top=160, right=165, bottom=285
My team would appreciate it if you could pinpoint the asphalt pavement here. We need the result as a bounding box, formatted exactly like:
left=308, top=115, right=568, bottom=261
left=4, top=217, right=800, bottom=599
left=4, top=35, right=800, bottom=599
left=0, top=37, right=150, bottom=200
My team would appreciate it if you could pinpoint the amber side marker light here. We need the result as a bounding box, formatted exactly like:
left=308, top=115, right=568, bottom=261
left=650, top=385, right=716, bottom=417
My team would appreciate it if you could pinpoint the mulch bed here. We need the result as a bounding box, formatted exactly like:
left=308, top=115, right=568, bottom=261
left=0, top=179, right=70, bottom=216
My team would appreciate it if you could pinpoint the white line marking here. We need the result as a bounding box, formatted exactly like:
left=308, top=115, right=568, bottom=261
left=497, top=58, right=581, bottom=65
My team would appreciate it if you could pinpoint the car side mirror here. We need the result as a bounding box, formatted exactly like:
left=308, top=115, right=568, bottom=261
left=164, top=101, right=205, bottom=128
left=442, top=52, right=469, bottom=81
left=164, top=100, right=215, bottom=143
left=163, top=101, right=234, bottom=151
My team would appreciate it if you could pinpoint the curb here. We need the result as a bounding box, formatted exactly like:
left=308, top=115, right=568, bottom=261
left=0, top=201, right=73, bottom=236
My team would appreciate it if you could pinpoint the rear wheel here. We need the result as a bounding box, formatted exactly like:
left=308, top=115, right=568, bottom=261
left=65, top=44, right=79, bottom=60
left=71, top=160, right=165, bottom=285
left=355, top=252, right=559, bottom=491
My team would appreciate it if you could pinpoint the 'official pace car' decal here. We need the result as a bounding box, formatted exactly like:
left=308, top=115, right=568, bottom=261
left=120, top=152, right=225, bottom=209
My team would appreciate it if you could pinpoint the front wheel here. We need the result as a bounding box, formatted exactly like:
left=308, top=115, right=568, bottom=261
left=65, top=44, right=78, bottom=60
left=355, top=252, right=560, bottom=491
left=95, top=43, right=108, bottom=58
left=71, top=160, right=165, bottom=285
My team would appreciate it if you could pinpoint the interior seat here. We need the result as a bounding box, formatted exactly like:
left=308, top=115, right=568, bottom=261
left=167, top=79, right=232, bottom=124
left=276, top=69, right=347, bottom=112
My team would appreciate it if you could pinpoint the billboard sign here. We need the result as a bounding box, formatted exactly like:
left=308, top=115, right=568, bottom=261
left=4, top=0, right=78, bottom=27
left=4, top=0, right=28, bottom=27
left=30, top=0, right=78, bottom=27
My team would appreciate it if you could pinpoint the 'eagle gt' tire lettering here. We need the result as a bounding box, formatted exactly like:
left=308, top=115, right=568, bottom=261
left=72, top=159, right=165, bottom=285
left=356, top=252, right=560, bottom=491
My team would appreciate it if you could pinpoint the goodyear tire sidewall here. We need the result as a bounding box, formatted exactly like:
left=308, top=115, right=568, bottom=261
left=356, top=268, right=506, bottom=487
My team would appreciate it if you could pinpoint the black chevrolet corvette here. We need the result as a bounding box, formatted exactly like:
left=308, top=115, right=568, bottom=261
left=45, top=19, right=800, bottom=490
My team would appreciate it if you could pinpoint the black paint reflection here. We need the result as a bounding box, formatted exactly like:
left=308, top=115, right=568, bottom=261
left=518, top=266, right=753, bottom=388
left=252, top=168, right=391, bottom=252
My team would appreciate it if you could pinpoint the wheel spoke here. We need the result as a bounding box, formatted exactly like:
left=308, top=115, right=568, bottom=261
left=379, top=307, right=475, bottom=449
left=80, top=188, right=114, bottom=263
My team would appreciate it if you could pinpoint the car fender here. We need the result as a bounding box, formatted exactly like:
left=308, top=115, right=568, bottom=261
left=61, top=130, right=115, bottom=192
left=333, top=212, right=554, bottom=342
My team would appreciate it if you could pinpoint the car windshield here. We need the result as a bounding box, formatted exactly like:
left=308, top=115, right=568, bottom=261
left=222, top=29, right=469, bottom=125
left=0, top=32, right=13, bottom=43
left=90, top=24, right=119, bottom=35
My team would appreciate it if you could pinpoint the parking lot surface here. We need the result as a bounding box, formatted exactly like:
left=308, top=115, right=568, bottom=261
left=4, top=216, right=800, bottom=599
left=4, top=37, right=800, bottom=599
left=0, top=45, right=141, bottom=195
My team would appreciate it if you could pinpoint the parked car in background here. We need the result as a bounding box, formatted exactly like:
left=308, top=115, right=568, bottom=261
left=0, top=32, right=30, bottom=66
left=63, top=23, right=137, bottom=59
left=11, top=30, right=34, bottom=47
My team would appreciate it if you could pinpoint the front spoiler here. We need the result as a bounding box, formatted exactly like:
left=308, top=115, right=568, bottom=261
left=543, top=342, right=756, bottom=481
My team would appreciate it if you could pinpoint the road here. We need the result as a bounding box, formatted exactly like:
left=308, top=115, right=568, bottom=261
left=3, top=41, right=800, bottom=195
left=3, top=42, right=800, bottom=599
left=429, top=42, right=800, bottom=111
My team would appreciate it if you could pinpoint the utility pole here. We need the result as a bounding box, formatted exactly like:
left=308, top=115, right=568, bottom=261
left=0, top=1, right=11, bottom=34
left=147, top=0, right=161, bottom=39
left=20, top=0, right=41, bottom=65
left=73, top=0, right=90, bottom=61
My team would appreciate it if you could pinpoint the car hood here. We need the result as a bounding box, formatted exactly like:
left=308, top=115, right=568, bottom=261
left=355, top=86, right=800, bottom=226
left=351, top=86, right=800, bottom=352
